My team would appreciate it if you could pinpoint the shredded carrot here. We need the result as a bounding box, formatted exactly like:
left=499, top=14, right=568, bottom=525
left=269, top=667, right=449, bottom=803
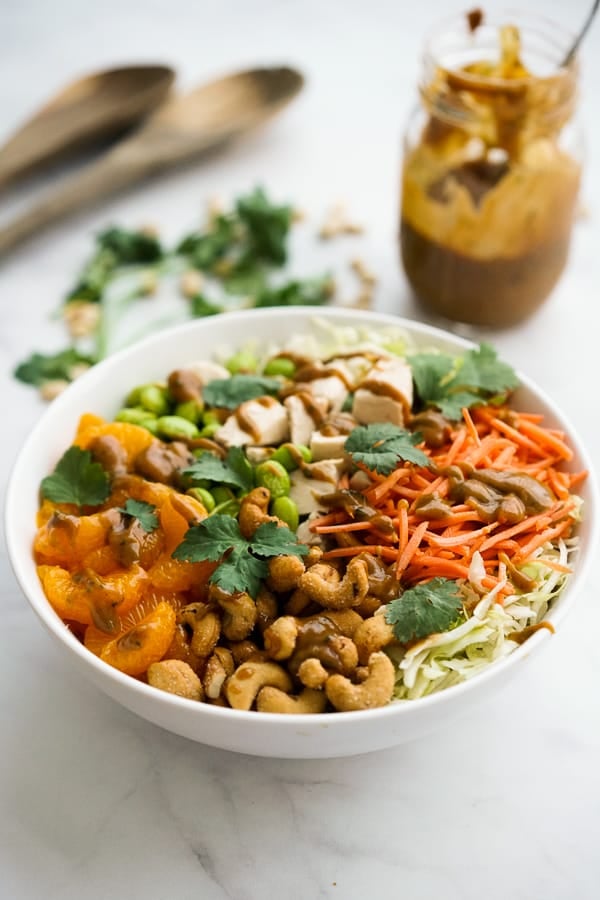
left=462, top=406, right=481, bottom=446
left=396, top=521, right=429, bottom=577
left=310, top=402, right=583, bottom=600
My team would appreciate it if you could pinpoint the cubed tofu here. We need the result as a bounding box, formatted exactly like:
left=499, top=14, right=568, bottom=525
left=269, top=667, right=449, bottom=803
left=217, top=397, right=289, bottom=447
left=310, top=430, right=349, bottom=461
left=284, top=394, right=328, bottom=447
left=185, top=360, right=230, bottom=385
left=289, top=459, right=346, bottom=515
left=352, top=359, right=413, bottom=426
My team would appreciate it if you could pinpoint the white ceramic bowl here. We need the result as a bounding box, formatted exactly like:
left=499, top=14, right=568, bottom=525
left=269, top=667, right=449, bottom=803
left=5, top=309, right=598, bottom=758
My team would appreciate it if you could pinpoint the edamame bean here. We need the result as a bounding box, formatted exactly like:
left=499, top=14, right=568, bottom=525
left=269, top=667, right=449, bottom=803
left=175, top=400, right=203, bottom=424
left=254, top=460, right=290, bottom=498
left=211, top=486, right=235, bottom=506
left=211, top=498, right=240, bottom=517
left=199, top=423, right=221, bottom=438
left=270, top=443, right=312, bottom=471
left=115, top=408, right=158, bottom=433
left=202, top=410, right=222, bottom=426
left=139, top=384, right=170, bottom=416
left=187, top=487, right=216, bottom=512
left=225, top=349, right=259, bottom=374
left=271, top=496, right=299, bottom=531
left=263, top=357, right=296, bottom=378
left=156, top=415, right=200, bottom=440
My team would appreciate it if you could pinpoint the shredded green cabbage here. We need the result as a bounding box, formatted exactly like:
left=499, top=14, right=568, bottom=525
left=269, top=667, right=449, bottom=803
left=388, top=537, right=578, bottom=701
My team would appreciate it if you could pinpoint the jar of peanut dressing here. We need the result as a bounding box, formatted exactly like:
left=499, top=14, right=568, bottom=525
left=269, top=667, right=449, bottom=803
left=400, top=10, right=582, bottom=328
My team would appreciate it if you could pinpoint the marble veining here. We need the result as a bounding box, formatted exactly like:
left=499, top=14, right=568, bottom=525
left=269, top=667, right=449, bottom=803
left=1, top=0, right=600, bottom=897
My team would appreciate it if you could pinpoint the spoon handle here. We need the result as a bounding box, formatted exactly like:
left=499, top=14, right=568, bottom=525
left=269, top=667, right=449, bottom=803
left=0, top=144, right=156, bottom=255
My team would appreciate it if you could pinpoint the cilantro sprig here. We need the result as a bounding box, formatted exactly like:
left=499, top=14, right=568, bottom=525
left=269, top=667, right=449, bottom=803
left=410, top=343, right=519, bottom=421
left=345, top=424, right=431, bottom=475
left=116, top=499, right=159, bottom=532
left=14, top=348, right=96, bottom=387
left=203, top=375, right=282, bottom=409
left=384, top=578, right=464, bottom=643
left=40, top=446, right=110, bottom=509
left=183, top=447, right=254, bottom=493
left=172, top=516, right=309, bottom=597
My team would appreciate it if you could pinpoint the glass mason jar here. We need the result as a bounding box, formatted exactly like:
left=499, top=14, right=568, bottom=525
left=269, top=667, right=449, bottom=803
left=400, top=11, right=583, bottom=328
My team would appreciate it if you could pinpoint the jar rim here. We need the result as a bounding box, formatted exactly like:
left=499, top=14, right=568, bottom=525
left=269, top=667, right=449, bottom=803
left=422, top=8, right=578, bottom=90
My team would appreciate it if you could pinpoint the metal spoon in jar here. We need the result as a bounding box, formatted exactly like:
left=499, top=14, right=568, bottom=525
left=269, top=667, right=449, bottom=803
left=562, top=0, right=599, bottom=66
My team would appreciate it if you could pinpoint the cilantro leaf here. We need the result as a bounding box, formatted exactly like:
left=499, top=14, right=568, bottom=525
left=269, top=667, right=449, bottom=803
left=177, top=216, right=236, bottom=270
left=253, top=276, right=332, bottom=308
left=203, top=375, right=281, bottom=409
left=41, top=446, right=110, bottom=508
left=96, top=227, right=163, bottom=265
left=117, top=499, right=158, bottom=532
left=14, top=348, right=95, bottom=386
left=345, top=424, right=431, bottom=474
left=410, top=344, right=519, bottom=421
left=251, top=521, right=310, bottom=559
left=235, top=186, right=293, bottom=266
left=190, top=294, right=224, bottom=318
left=183, top=447, right=254, bottom=493
left=384, top=577, right=464, bottom=643
left=172, top=514, right=308, bottom=596
left=210, top=549, right=269, bottom=596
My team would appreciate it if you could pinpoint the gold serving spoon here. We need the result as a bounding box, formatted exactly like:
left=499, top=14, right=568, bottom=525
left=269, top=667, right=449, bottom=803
left=0, top=65, right=304, bottom=256
left=0, top=64, right=175, bottom=187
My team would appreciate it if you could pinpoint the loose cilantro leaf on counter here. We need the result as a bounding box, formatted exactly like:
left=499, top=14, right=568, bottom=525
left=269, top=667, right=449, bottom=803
left=41, top=446, right=110, bottom=508
left=172, top=515, right=309, bottom=596
left=14, top=348, right=95, bottom=386
left=345, top=423, right=431, bottom=474
left=203, top=375, right=282, bottom=409
left=385, top=578, right=464, bottom=643
left=235, top=186, right=293, bottom=267
left=117, top=499, right=159, bottom=532
left=253, top=276, right=332, bottom=308
left=410, top=343, right=519, bottom=421
left=190, top=294, right=225, bottom=318
left=183, top=447, right=254, bottom=493
left=96, top=227, right=163, bottom=266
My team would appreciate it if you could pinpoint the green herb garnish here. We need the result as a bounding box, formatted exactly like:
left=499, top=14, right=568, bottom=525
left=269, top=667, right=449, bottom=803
left=183, top=447, right=254, bottom=493
left=172, top=515, right=309, bottom=596
left=384, top=578, right=464, bottom=643
left=410, top=343, right=519, bottom=421
left=40, top=446, right=110, bottom=508
left=345, top=423, right=431, bottom=475
left=203, top=375, right=282, bottom=409
left=190, top=294, right=225, bottom=318
left=253, top=276, right=332, bottom=308
left=116, top=499, right=159, bottom=532
left=14, top=348, right=95, bottom=387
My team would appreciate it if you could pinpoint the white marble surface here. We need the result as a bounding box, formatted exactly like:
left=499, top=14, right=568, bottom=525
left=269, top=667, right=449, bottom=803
left=2, top=0, right=600, bottom=897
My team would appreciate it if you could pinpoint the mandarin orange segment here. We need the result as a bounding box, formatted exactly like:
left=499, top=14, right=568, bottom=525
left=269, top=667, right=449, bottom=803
left=85, top=601, right=177, bottom=676
left=74, top=413, right=106, bottom=444
left=160, top=496, right=191, bottom=555
left=84, top=588, right=185, bottom=656
left=75, top=421, right=154, bottom=468
left=148, top=555, right=216, bottom=592
left=105, top=475, right=174, bottom=511
left=34, top=510, right=117, bottom=567
left=81, top=545, right=121, bottom=576
left=37, top=563, right=148, bottom=631
left=36, top=499, right=79, bottom=527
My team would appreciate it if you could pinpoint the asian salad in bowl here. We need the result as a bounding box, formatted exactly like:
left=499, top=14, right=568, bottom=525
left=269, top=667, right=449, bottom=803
left=27, top=314, right=590, bottom=716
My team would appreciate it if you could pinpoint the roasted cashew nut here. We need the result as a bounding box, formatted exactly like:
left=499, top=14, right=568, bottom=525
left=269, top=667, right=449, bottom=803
left=177, top=603, right=221, bottom=658
left=203, top=647, right=235, bottom=700
left=238, top=487, right=282, bottom=539
left=267, top=554, right=306, bottom=593
left=326, top=651, right=395, bottom=711
left=263, top=616, right=299, bottom=660
left=353, top=614, right=396, bottom=665
left=297, top=658, right=328, bottom=689
left=147, top=659, right=204, bottom=701
left=298, top=557, right=370, bottom=610
left=228, top=640, right=269, bottom=665
left=256, top=687, right=328, bottom=714
left=210, top=585, right=257, bottom=641
left=255, top=586, right=278, bottom=633
left=225, top=661, right=292, bottom=711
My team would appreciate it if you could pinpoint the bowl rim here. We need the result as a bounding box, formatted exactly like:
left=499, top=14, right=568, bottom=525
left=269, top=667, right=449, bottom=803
left=5, top=306, right=599, bottom=727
